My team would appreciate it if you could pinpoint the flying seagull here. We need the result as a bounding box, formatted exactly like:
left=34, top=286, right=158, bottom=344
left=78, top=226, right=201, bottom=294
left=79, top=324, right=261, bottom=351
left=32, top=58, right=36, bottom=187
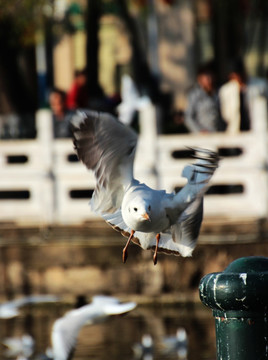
left=160, top=328, right=188, bottom=359
left=132, top=334, right=154, bottom=360
left=0, top=295, right=60, bottom=319
left=71, top=110, right=219, bottom=264
left=51, top=295, right=136, bottom=360
left=2, top=334, right=35, bottom=358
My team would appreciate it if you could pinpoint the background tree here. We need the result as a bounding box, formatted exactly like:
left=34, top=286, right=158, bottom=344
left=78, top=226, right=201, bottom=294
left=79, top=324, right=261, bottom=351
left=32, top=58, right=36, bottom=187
left=0, top=0, right=53, bottom=137
left=0, top=0, right=54, bottom=110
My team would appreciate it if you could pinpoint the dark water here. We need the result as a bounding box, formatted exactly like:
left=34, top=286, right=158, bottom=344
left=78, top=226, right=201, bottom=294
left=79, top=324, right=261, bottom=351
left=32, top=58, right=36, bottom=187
left=0, top=303, right=216, bottom=360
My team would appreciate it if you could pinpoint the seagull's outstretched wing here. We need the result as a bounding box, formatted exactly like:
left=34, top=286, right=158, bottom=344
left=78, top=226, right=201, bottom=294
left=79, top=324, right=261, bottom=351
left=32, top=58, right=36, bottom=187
left=52, top=311, right=85, bottom=360
left=12, top=295, right=60, bottom=306
left=168, top=148, right=219, bottom=256
left=52, top=303, right=115, bottom=360
left=52, top=297, right=136, bottom=360
left=0, top=295, right=60, bottom=319
left=103, top=301, right=137, bottom=315
left=91, top=295, right=136, bottom=314
left=72, top=110, right=138, bottom=214
left=155, top=149, right=219, bottom=256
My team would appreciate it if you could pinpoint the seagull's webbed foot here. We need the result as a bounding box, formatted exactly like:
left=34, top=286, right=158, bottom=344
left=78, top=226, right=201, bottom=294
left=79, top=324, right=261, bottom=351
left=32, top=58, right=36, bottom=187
left=122, top=230, right=135, bottom=263
left=153, top=233, right=160, bottom=265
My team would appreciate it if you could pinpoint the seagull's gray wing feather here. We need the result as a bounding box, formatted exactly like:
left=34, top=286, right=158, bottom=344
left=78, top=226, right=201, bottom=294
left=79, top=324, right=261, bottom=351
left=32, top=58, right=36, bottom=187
left=71, top=110, right=138, bottom=214
left=170, top=198, right=203, bottom=257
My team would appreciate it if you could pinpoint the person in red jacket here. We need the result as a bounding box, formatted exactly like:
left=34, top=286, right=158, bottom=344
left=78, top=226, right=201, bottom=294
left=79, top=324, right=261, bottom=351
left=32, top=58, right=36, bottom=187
left=66, top=69, right=89, bottom=110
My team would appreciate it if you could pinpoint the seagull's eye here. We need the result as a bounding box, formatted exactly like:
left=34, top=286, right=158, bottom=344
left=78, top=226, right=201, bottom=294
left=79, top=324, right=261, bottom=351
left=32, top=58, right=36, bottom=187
left=148, top=205, right=151, bottom=211
left=134, top=207, right=138, bottom=212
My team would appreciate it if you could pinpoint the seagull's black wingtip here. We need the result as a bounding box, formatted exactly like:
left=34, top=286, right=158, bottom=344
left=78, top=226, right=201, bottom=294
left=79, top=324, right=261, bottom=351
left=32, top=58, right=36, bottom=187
left=187, top=147, right=221, bottom=164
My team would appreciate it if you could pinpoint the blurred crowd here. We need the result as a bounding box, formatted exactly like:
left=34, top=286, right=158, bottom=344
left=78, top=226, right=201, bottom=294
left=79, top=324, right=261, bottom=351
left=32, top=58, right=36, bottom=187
left=170, top=59, right=268, bottom=135
left=1, top=60, right=268, bottom=139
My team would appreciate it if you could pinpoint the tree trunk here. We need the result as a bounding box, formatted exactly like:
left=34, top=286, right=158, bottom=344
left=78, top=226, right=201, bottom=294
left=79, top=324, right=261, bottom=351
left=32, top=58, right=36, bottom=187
left=85, top=0, right=103, bottom=97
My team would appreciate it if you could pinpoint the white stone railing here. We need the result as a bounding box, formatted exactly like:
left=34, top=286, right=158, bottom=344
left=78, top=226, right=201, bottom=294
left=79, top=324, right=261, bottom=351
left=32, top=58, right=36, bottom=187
left=0, top=96, right=267, bottom=226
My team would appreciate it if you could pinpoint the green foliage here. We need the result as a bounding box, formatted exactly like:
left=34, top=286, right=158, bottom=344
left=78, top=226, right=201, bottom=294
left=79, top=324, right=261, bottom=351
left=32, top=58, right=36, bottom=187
left=0, top=0, right=54, bottom=45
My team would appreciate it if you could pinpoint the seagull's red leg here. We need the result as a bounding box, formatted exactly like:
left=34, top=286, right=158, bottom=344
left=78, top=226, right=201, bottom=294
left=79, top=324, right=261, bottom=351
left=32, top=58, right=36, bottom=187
left=122, top=230, right=135, bottom=263
left=153, top=233, right=160, bottom=265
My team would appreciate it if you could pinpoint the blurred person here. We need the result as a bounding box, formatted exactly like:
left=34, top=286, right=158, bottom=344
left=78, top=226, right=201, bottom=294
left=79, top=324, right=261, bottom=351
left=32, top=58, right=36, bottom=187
left=0, top=114, right=20, bottom=139
left=247, top=68, right=268, bottom=108
left=218, top=59, right=250, bottom=133
left=49, top=88, right=74, bottom=138
left=184, top=63, right=223, bottom=133
left=165, top=110, right=188, bottom=134
left=172, top=109, right=188, bottom=133
left=66, top=68, right=89, bottom=110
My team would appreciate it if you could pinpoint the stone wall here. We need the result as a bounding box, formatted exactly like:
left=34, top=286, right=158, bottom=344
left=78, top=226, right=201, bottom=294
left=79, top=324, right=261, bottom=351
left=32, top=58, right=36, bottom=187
left=1, top=226, right=268, bottom=302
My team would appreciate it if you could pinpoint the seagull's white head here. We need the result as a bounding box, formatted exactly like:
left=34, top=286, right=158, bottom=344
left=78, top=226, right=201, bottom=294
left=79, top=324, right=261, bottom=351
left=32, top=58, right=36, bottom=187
left=122, top=197, right=152, bottom=231
left=128, top=199, right=152, bottom=222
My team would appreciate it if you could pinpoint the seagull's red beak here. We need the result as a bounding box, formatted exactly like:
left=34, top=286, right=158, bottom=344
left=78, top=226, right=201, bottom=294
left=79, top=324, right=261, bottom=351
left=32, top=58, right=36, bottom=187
left=142, top=213, right=151, bottom=222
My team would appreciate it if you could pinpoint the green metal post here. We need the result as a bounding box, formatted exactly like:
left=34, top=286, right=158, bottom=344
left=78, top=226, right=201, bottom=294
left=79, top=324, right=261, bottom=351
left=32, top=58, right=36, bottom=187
left=199, top=256, right=268, bottom=360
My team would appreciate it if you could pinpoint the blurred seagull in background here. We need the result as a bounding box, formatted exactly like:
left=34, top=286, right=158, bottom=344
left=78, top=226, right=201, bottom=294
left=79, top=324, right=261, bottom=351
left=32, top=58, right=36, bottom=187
left=117, top=74, right=151, bottom=125
left=132, top=334, right=154, bottom=360
left=2, top=334, right=35, bottom=358
left=0, top=295, right=60, bottom=319
left=160, top=328, right=188, bottom=359
left=51, top=295, right=136, bottom=360
left=71, top=110, right=219, bottom=265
